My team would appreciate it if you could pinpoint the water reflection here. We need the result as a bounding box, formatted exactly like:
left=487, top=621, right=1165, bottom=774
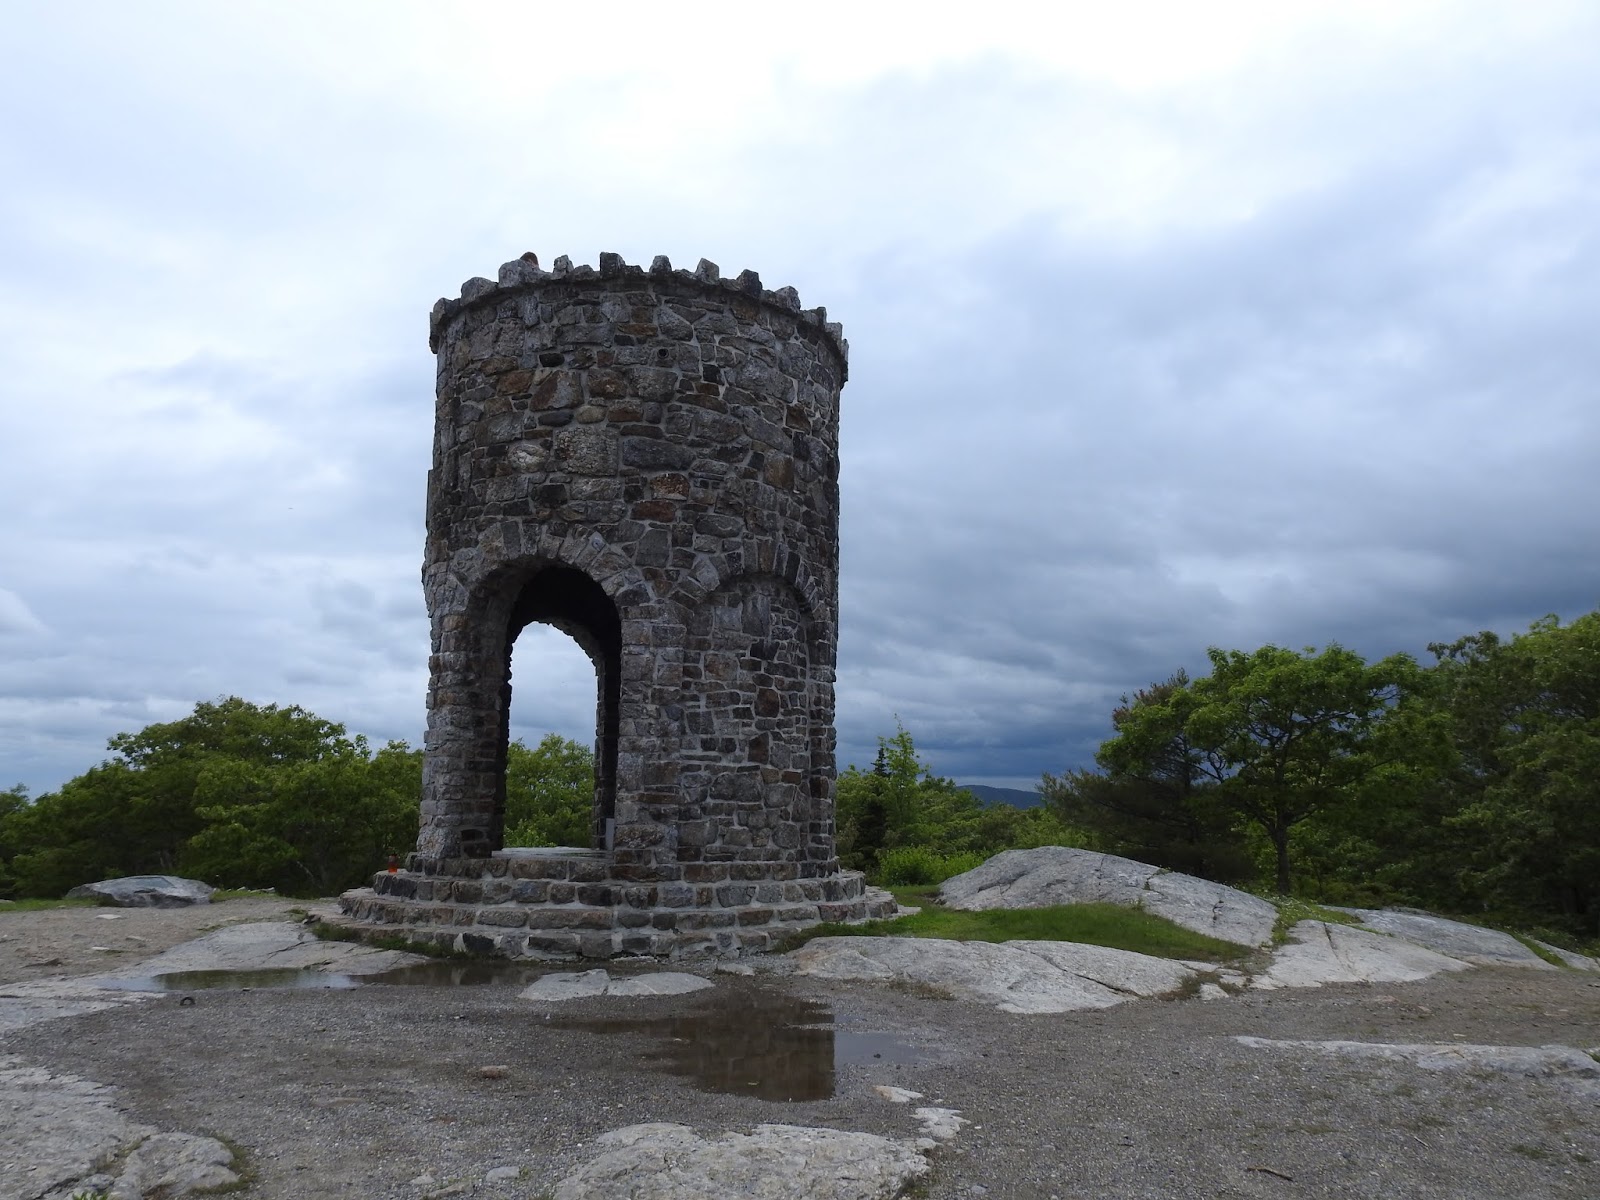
left=89, top=964, right=925, bottom=1101
left=551, top=993, right=922, bottom=1101
left=97, top=968, right=363, bottom=992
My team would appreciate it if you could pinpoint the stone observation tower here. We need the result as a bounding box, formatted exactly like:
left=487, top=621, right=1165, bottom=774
left=339, top=251, right=894, bottom=958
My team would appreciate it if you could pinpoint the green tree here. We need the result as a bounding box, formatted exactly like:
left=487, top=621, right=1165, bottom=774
left=835, top=721, right=983, bottom=869
left=178, top=738, right=422, bottom=895
left=1043, top=672, right=1255, bottom=883
left=503, top=734, right=594, bottom=848
left=1100, top=644, right=1427, bottom=894
left=0, top=785, right=31, bottom=898
left=1428, top=612, right=1600, bottom=932
left=4, top=698, right=420, bottom=898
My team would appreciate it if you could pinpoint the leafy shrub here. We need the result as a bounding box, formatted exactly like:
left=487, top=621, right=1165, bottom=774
left=875, top=846, right=986, bottom=886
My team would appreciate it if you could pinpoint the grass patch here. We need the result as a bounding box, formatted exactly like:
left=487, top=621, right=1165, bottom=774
left=1267, top=897, right=1363, bottom=945
left=0, top=897, right=99, bottom=913
left=886, top=885, right=940, bottom=909
left=782, top=900, right=1249, bottom=962
left=1508, top=933, right=1571, bottom=969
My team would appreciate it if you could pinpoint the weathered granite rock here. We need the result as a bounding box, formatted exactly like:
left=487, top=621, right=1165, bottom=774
left=0, top=978, right=157, bottom=1035
left=938, top=847, right=1276, bottom=947
left=0, top=1056, right=238, bottom=1200
left=551, top=1123, right=928, bottom=1200
left=1531, top=939, right=1600, bottom=971
left=1252, top=920, right=1472, bottom=989
left=106, top=1133, right=239, bottom=1200
left=65, top=876, right=215, bottom=908
left=520, top=969, right=713, bottom=1001
left=100, top=921, right=427, bottom=979
left=1235, top=1037, right=1600, bottom=1100
left=1334, top=908, right=1555, bottom=969
left=789, top=935, right=1196, bottom=1014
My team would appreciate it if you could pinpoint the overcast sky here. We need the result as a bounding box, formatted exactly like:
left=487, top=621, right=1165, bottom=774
left=3, top=1, right=1597, bottom=796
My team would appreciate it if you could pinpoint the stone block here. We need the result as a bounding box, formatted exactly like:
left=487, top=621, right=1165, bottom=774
left=525, top=932, right=581, bottom=958
left=715, top=884, right=756, bottom=907
left=570, top=858, right=609, bottom=883
left=674, top=910, right=736, bottom=931
left=511, top=879, right=550, bottom=904
left=579, top=932, right=616, bottom=958
left=477, top=908, right=529, bottom=928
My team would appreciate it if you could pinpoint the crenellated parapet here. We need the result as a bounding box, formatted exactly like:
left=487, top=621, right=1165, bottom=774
left=428, top=251, right=848, bottom=373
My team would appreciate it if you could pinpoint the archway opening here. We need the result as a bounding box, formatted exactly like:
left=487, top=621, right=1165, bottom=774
left=500, top=566, right=620, bottom=852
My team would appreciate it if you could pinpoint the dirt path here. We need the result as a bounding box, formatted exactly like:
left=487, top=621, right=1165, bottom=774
left=2, top=902, right=1598, bottom=1199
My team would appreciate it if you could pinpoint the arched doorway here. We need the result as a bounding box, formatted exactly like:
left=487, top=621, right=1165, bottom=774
left=499, top=566, right=620, bottom=852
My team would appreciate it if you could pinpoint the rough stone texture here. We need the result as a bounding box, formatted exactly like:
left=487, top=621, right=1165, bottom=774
left=518, top=969, right=714, bottom=1001
left=1235, top=1037, right=1600, bottom=1101
left=938, top=846, right=1277, bottom=947
left=1333, top=907, right=1558, bottom=968
left=341, top=253, right=878, bottom=958
left=64, top=876, right=214, bottom=908
left=789, top=935, right=1196, bottom=1014
left=417, top=252, right=847, bottom=871
left=338, top=858, right=898, bottom=961
left=105, top=1133, right=239, bottom=1200
left=95, top=921, right=427, bottom=979
left=550, top=1122, right=928, bottom=1200
left=0, top=978, right=157, bottom=1035
left=1532, top=938, right=1600, bottom=971
left=1252, top=920, right=1473, bottom=989
left=0, top=1056, right=238, bottom=1200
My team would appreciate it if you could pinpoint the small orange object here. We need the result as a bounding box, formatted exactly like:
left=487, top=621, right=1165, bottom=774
left=386, top=853, right=400, bottom=874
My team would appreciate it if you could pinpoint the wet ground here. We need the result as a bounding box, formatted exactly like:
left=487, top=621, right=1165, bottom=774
left=4, top=902, right=1600, bottom=1198
left=6, top=958, right=1599, bottom=1198
left=92, top=965, right=924, bottom=1104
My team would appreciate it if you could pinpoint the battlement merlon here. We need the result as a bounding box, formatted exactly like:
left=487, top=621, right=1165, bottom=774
left=428, top=252, right=849, bottom=377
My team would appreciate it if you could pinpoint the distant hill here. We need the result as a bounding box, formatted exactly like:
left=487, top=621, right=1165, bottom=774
left=961, top=784, right=1045, bottom=809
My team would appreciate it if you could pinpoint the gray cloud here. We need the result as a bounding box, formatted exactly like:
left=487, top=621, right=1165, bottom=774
left=2, top=3, right=1596, bottom=799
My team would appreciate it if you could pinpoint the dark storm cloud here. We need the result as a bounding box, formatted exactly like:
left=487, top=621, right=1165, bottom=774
left=831, top=134, right=1600, bottom=783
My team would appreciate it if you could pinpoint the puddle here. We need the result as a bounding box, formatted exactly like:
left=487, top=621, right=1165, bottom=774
left=550, top=993, right=923, bottom=1101
left=97, top=968, right=366, bottom=992
left=89, top=967, right=924, bottom=1100
left=95, top=960, right=546, bottom=993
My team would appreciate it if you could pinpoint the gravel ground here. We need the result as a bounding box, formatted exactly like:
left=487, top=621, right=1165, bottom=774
left=3, top=901, right=1599, bottom=1199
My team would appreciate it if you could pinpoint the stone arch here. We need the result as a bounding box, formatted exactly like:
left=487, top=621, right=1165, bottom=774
left=420, top=557, right=622, bottom=860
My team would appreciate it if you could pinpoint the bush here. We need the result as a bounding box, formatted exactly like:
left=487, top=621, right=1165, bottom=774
left=875, top=846, right=986, bottom=887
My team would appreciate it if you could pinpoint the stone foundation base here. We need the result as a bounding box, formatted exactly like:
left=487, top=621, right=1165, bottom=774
left=334, top=848, right=898, bottom=960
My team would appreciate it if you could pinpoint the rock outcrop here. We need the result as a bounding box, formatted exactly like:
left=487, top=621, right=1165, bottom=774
left=97, top=921, right=427, bottom=978
left=1334, top=908, right=1556, bottom=968
left=0, top=1055, right=239, bottom=1199
left=938, top=847, right=1277, bottom=948
left=1236, top=1037, right=1600, bottom=1101
left=1251, top=920, right=1472, bottom=989
left=550, top=1123, right=929, bottom=1200
left=520, top=969, right=714, bottom=1001
left=65, top=876, right=215, bottom=908
left=790, top=935, right=1197, bottom=1014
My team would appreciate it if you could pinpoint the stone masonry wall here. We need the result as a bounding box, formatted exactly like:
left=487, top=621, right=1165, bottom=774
left=416, top=251, right=848, bottom=883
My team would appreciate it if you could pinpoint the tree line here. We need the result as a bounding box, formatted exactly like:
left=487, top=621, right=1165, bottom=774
left=1048, top=610, right=1599, bottom=939
left=0, top=697, right=595, bottom=899
left=4, top=607, right=1593, bottom=940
